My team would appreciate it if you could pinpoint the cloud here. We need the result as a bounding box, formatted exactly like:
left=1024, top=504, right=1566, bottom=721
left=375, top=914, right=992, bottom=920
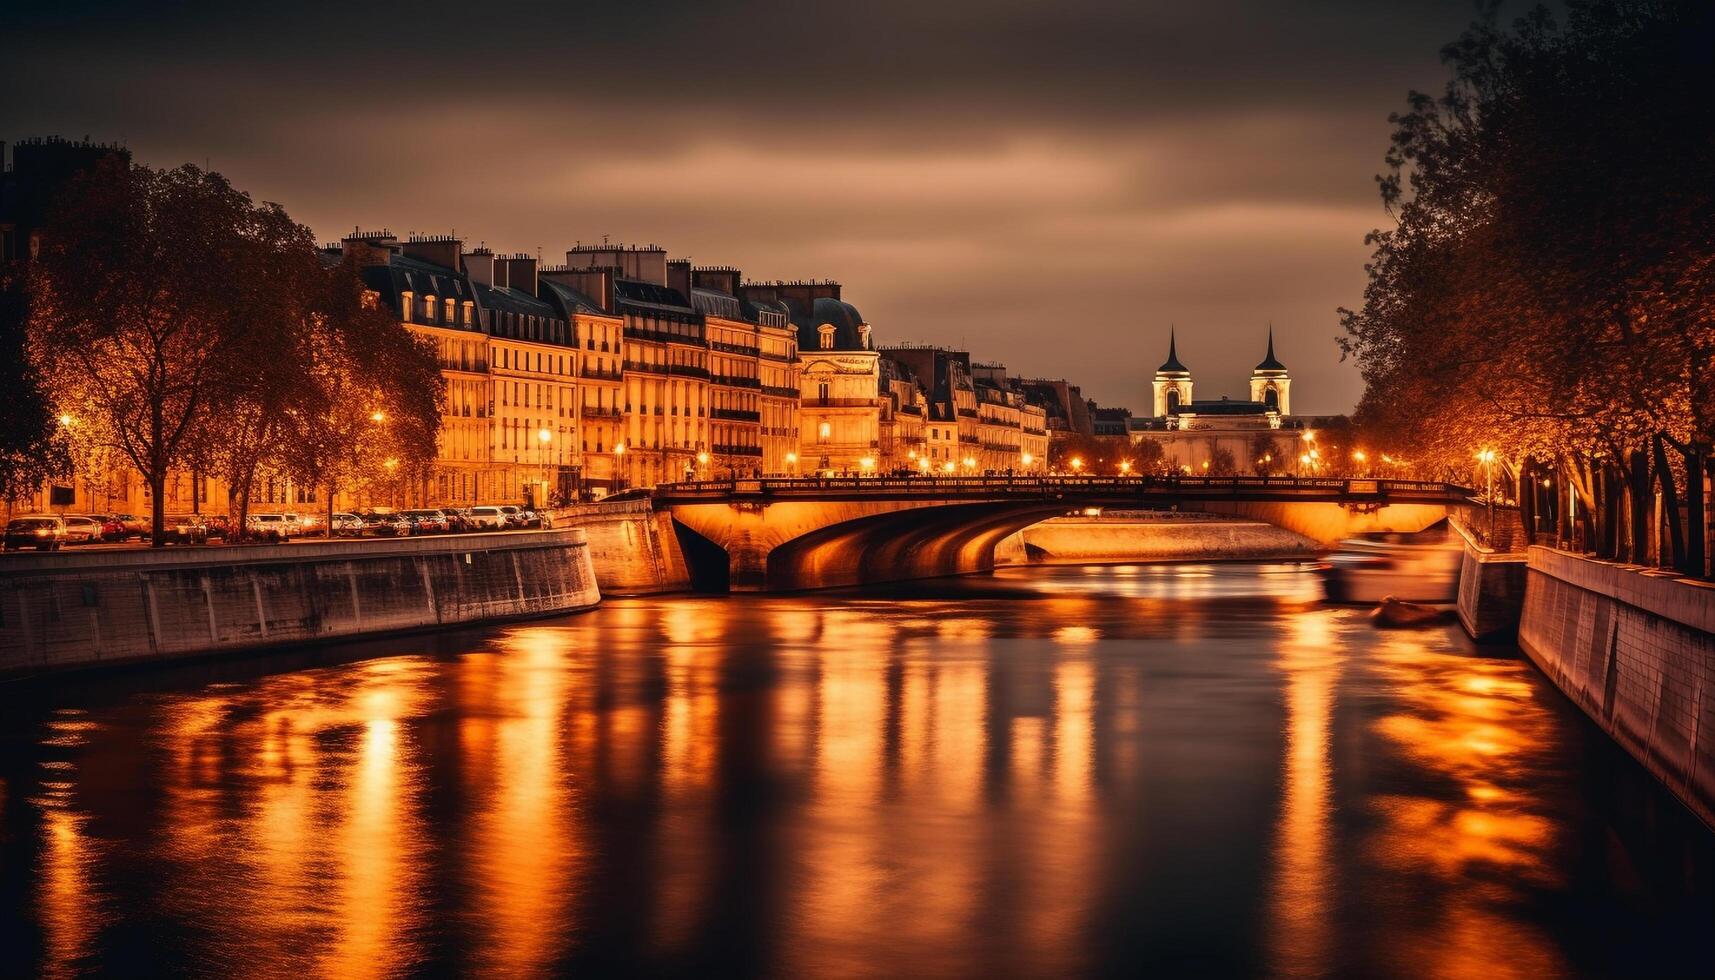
left=1, top=0, right=1481, bottom=412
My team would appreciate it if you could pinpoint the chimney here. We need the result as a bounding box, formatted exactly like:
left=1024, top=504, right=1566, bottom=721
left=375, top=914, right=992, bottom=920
left=341, top=229, right=398, bottom=268
left=500, top=253, right=537, bottom=295
left=693, top=266, right=742, bottom=296
left=401, top=234, right=462, bottom=271
left=667, top=259, right=692, bottom=299
left=463, top=246, right=495, bottom=286
left=540, top=267, right=615, bottom=314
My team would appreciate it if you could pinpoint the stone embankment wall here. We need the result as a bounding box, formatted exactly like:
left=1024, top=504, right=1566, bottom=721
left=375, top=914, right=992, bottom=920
left=555, top=498, right=690, bottom=594
left=995, top=514, right=1317, bottom=566
left=1517, top=547, right=1715, bottom=828
left=0, top=530, right=601, bottom=677
left=1451, top=519, right=1529, bottom=641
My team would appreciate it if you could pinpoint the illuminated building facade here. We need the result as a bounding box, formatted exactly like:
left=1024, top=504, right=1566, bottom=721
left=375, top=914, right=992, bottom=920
left=743, top=281, right=884, bottom=475
left=1130, top=330, right=1314, bottom=474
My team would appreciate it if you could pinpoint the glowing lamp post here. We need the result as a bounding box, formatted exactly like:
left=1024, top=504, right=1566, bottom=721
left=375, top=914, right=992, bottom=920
left=1119, top=460, right=1132, bottom=476
left=537, top=428, right=553, bottom=506
left=1477, top=449, right=1498, bottom=541
left=859, top=456, right=876, bottom=475
left=785, top=451, right=798, bottom=477
left=613, top=441, right=626, bottom=493
left=1069, top=456, right=1084, bottom=475
left=1020, top=451, right=1034, bottom=470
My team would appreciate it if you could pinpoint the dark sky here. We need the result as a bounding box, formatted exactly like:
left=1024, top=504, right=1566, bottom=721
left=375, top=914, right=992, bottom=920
left=3, top=0, right=1480, bottom=414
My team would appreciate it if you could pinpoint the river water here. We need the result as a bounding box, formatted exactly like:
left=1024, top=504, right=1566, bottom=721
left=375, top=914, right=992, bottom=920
left=1, top=562, right=1710, bottom=977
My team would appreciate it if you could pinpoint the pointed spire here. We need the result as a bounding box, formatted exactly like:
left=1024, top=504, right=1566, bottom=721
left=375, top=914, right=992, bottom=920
left=1158, top=325, right=1188, bottom=374
left=1255, top=323, right=1285, bottom=372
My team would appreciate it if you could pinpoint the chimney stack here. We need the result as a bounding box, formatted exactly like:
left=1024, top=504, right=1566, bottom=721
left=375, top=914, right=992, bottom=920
left=500, top=253, right=537, bottom=295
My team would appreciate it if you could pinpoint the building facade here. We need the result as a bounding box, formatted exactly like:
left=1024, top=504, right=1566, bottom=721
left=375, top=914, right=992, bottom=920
left=1130, top=331, right=1314, bottom=474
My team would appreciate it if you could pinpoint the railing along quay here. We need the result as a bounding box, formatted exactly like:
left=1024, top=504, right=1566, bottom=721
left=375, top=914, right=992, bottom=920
left=650, top=475, right=1475, bottom=502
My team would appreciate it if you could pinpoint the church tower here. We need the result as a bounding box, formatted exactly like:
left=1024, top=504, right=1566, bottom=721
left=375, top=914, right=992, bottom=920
left=1248, top=326, right=1290, bottom=416
left=1152, top=329, right=1193, bottom=418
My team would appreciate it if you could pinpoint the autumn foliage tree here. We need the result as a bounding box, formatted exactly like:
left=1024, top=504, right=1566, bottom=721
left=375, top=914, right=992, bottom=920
left=1339, top=0, right=1715, bottom=573
left=27, top=158, right=442, bottom=543
left=288, top=262, right=443, bottom=529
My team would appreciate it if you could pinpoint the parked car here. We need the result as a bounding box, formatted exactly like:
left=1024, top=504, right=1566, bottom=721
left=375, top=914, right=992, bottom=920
left=4, top=516, right=66, bottom=551
left=466, top=506, right=506, bottom=531
left=59, top=515, right=105, bottom=544
left=363, top=513, right=410, bottom=537
left=403, top=510, right=448, bottom=534
left=201, top=514, right=233, bottom=541
left=439, top=508, right=472, bottom=533
left=160, top=514, right=210, bottom=545
left=498, top=505, right=524, bottom=528
left=93, top=514, right=129, bottom=542
left=247, top=513, right=292, bottom=542
left=330, top=512, right=365, bottom=537
left=111, top=513, right=147, bottom=539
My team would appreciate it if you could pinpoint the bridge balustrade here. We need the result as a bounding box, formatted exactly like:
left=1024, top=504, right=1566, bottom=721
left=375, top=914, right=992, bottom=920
left=652, top=475, right=1472, bottom=500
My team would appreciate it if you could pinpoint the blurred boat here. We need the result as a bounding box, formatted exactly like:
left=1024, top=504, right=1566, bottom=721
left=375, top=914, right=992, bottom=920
left=1370, top=596, right=1455, bottom=628
left=1319, top=526, right=1461, bottom=604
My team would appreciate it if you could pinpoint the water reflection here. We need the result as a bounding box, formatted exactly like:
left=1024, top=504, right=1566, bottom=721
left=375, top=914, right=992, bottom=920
left=2, top=564, right=1710, bottom=976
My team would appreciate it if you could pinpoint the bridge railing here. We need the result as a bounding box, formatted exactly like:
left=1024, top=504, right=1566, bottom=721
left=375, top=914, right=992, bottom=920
left=652, top=475, right=1474, bottom=500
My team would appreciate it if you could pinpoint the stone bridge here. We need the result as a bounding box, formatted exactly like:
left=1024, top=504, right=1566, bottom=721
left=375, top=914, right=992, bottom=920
left=653, top=476, right=1475, bottom=592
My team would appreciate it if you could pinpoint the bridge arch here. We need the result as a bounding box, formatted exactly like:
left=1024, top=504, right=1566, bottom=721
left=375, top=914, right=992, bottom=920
left=659, top=477, right=1468, bottom=592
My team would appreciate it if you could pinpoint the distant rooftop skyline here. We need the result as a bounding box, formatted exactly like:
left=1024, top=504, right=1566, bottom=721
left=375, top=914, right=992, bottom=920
left=2, top=0, right=1480, bottom=414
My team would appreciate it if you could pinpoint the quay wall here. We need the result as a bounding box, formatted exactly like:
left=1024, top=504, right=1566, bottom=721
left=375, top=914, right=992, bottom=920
left=1452, top=519, right=1529, bottom=642
left=1517, top=546, right=1715, bottom=828
left=556, top=499, right=690, bottom=594
left=996, top=515, right=1318, bottom=566
left=0, top=530, right=601, bottom=677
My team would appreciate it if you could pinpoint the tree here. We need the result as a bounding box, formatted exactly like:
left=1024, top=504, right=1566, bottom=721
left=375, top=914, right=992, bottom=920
left=1249, top=432, right=1279, bottom=476
left=0, top=270, right=69, bottom=513
left=1339, top=0, right=1715, bottom=573
left=27, top=160, right=292, bottom=544
left=190, top=199, right=327, bottom=539
left=286, top=260, right=442, bottom=529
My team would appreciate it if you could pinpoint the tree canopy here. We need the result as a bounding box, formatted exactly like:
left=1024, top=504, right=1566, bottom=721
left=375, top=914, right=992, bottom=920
left=1340, top=0, right=1715, bottom=571
left=27, top=158, right=442, bottom=542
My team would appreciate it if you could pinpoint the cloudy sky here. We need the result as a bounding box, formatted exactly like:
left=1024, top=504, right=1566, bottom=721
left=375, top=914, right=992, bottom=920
left=4, top=0, right=1480, bottom=414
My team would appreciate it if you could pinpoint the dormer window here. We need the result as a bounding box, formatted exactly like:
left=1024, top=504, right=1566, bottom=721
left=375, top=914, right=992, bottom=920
left=400, top=291, right=414, bottom=323
left=818, top=324, right=836, bottom=350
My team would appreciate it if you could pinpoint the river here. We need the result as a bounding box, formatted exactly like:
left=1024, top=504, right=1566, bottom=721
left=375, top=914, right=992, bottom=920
left=1, top=562, right=1710, bottom=976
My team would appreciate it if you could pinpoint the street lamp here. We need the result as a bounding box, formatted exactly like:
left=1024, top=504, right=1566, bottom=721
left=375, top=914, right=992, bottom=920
left=371, top=410, right=387, bottom=423
left=1119, top=460, right=1133, bottom=476
left=1478, top=448, right=1498, bottom=540
left=537, top=428, right=553, bottom=506
left=785, top=451, right=798, bottom=477
left=1070, top=456, right=1084, bottom=474
left=613, top=441, right=626, bottom=493
left=1020, top=451, right=1034, bottom=468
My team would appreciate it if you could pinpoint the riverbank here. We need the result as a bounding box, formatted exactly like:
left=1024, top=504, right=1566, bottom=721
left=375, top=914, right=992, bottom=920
left=1514, top=546, right=1715, bottom=829
left=0, top=529, right=601, bottom=677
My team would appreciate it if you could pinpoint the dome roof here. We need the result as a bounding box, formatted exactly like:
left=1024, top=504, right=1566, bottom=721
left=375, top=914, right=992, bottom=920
left=1254, top=327, right=1286, bottom=373
left=1157, top=328, right=1189, bottom=375
left=793, top=296, right=869, bottom=351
